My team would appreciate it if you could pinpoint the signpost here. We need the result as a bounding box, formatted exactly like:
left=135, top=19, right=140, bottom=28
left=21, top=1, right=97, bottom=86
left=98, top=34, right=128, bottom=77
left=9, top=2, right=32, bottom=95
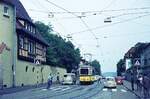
left=134, top=60, right=141, bottom=66
left=34, top=59, right=41, bottom=65
left=133, top=58, right=141, bottom=78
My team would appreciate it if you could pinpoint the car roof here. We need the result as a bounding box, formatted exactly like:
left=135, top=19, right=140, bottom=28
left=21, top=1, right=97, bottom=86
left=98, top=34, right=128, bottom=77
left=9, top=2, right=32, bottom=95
left=106, top=76, right=114, bottom=79
left=64, top=73, right=75, bottom=75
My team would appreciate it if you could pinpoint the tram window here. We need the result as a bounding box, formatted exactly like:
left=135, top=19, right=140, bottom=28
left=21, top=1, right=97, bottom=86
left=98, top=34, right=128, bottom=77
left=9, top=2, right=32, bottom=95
left=80, top=69, right=88, bottom=74
left=64, top=75, right=67, bottom=77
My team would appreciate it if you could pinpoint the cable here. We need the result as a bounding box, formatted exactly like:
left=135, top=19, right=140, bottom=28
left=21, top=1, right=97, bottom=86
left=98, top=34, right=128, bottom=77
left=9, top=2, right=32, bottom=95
left=79, top=18, right=99, bottom=46
left=101, top=0, right=116, bottom=11
left=28, top=7, right=150, bottom=14
left=44, top=0, right=78, bottom=17
left=70, top=13, right=150, bottom=35
left=44, top=0, right=100, bottom=47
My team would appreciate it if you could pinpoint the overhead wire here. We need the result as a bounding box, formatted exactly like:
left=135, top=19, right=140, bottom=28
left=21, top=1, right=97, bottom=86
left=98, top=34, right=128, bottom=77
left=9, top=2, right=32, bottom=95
left=70, top=13, right=150, bottom=35
left=27, top=7, right=150, bottom=14
left=44, top=0, right=100, bottom=48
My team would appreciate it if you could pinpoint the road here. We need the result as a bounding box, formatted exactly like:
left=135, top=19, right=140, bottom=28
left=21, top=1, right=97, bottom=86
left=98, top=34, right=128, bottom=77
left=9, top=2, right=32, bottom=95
left=0, top=82, right=138, bottom=99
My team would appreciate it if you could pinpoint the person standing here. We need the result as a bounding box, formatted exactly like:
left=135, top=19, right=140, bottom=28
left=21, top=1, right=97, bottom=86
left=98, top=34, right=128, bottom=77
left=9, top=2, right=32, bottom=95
left=138, top=74, right=143, bottom=93
left=143, top=75, right=150, bottom=98
left=131, top=73, right=134, bottom=91
left=56, top=72, right=60, bottom=84
left=47, top=74, right=52, bottom=89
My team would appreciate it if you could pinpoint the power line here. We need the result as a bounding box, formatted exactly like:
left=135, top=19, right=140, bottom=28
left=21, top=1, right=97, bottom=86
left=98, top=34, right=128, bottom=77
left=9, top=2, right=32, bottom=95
left=44, top=0, right=78, bottom=17
left=79, top=18, right=99, bottom=46
left=28, top=7, right=150, bottom=14
left=44, top=0, right=100, bottom=47
left=30, top=11, right=150, bottom=21
left=70, top=13, right=150, bottom=35
left=101, top=0, right=116, bottom=11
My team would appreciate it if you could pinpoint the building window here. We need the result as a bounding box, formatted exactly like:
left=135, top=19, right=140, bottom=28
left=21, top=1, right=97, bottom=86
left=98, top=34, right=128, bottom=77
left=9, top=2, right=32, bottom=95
left=3, top=6, right=9, bottom=17
left=41, top=67, right=43, bottom=72
left=19, top=36, right=24, bottom=49
left=28, top=41, right=35, bottom=54
left=33, top=27, right=36, bottom=34
left=25, top=22, right=28, bottom=29
left=25, top=66, right=28, bottom=72
left=144, top=59, right=147, bottom=66
left=32, top=67, right=35, bottom=72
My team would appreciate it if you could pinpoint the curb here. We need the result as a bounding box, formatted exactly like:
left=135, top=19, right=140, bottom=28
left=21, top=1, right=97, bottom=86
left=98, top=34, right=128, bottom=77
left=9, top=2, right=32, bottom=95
left=123, top=84, right=141, bottom=99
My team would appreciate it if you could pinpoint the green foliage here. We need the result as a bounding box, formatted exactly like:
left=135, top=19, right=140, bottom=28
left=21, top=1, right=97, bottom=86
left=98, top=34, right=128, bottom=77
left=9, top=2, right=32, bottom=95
left=35, top=21, right=81, bottom=72
left=117, top=59, right=126, bottom=76
left=90, top=60, right=101, bottom=75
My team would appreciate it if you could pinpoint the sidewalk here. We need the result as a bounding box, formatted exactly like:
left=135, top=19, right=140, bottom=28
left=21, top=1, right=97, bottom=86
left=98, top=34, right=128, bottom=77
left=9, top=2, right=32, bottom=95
left=123, top=80, right=150, bottom=99
left=0, top=83, right=60, bottom=95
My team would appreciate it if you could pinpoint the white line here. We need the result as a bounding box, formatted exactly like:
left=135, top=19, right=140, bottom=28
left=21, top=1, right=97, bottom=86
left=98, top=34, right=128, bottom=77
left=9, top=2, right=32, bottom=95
left=51, top=87, right=62, bottom=91
left=121, top=89, right=127, bottom=92
left=112, top=89, right=117, bottom=92
left=42, top=89, right=47, bottom=91
left=103, top=88, right=108, bottom=91
left=61, top=87, right=71, bottom=91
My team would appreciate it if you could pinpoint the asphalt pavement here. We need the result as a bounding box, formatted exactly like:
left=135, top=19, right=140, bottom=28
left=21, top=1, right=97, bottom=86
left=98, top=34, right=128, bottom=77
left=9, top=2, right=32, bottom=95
left=0, top=81, right=138, bottom=99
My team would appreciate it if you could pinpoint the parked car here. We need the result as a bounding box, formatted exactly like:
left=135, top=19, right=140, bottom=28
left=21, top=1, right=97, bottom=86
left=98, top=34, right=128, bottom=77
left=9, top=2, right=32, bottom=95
left=104, top=77, right=117, bottom=88
left=115, top=76, right=123, bottom=85
left=62, top=73, right=76, bottom=85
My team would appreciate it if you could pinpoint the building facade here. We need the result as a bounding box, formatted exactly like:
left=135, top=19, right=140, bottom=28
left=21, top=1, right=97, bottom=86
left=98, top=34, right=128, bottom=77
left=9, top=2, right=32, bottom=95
left=0, top=0, right=66, bottom=89
left=140, top=44, right=150, bottom=75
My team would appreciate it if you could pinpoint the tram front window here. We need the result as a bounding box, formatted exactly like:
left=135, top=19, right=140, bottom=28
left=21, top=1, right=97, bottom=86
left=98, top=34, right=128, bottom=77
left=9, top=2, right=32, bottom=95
left=80, top=69, right=88, bottom=75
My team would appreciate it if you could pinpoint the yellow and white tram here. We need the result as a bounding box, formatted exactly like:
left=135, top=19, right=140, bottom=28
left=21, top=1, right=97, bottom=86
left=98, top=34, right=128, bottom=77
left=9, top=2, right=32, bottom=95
left=79, top=65, right=95, bottom=84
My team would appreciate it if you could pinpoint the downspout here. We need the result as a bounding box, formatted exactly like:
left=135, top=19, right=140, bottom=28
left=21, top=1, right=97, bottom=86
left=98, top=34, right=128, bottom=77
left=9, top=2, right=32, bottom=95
left=0, top=56, right=3, bottom=89
left=12, top=6, right=16, bottom=88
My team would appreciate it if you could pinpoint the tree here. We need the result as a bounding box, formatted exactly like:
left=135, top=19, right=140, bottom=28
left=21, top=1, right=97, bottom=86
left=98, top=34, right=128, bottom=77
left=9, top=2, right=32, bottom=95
left=35, top=21, right=81, bottom=72
left=117, top=59, right=126, bottom=76
left=90, top=60, right=101, bottom=75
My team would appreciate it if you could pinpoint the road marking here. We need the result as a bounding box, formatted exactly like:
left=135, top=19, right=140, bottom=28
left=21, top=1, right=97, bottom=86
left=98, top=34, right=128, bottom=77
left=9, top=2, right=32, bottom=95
left=112, top=89, right=117, bottom=92
left=42, top=88, right=47, bottom=91
left=41, top=86, right=73, bottom=92
left=61, top=87, right=71, bottom=91
left=121, top=89, right=127, bottom=92
left=51, top=87, right=62, bottom=91
left=103, top=88, right=108, bottom=91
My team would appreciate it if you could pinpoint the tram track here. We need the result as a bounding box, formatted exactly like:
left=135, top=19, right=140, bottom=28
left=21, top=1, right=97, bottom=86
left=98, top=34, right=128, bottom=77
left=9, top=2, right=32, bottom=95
left=70, top=83, right=104, bottom=99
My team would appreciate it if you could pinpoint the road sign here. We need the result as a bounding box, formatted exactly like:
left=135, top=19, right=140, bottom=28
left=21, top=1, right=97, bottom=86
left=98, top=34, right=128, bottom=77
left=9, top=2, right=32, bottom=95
left=35, top=59, right=41, bottom=65
left=134, top=60, right=140, bottom=66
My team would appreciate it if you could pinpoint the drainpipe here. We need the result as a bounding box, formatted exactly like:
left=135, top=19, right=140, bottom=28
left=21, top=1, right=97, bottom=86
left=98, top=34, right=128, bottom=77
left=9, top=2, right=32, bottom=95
left=0, top=59, right=3, bottom=90
left=12, top=6, right=16, bottom=88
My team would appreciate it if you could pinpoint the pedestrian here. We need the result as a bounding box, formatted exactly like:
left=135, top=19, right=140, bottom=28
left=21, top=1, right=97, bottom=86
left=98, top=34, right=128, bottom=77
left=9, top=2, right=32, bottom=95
left=138, top=74, right=143, bottom=93
left=57, top=72, right=60, bottom=84
left=98, top=77, right=101, bottom=84
left=143, top=74, right=150, bottom=98
left=131, top=73, right=134, bottom=91
left=47, top=73, right=53, bottom=89
left=136, top=75, right=140, bottom=91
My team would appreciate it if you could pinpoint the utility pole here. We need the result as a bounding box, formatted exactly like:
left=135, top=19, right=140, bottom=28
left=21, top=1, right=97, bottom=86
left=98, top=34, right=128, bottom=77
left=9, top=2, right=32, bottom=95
left=84, top=53, right=92, bottom=63
left=12, top=7, right=16, bottom=88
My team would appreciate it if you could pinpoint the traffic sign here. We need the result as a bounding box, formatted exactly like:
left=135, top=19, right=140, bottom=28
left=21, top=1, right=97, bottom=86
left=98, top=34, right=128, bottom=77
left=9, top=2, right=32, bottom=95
left=35, top=59, right=41, bottom=65
left=134, top=60, right=140, bottom=66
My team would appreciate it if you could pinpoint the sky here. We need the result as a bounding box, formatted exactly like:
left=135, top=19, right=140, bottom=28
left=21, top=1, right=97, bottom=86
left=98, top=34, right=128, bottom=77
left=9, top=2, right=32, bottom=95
left=20, top=0, right=150, bottom=73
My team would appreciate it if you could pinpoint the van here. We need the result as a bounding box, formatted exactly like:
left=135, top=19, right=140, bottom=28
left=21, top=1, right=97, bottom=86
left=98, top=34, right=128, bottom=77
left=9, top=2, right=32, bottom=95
left=62, top=73, right=76, bottom=85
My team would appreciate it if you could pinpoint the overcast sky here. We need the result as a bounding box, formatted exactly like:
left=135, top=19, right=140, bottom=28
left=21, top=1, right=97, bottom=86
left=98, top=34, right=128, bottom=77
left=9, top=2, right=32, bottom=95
left=20, top=0, right=150, bottom=73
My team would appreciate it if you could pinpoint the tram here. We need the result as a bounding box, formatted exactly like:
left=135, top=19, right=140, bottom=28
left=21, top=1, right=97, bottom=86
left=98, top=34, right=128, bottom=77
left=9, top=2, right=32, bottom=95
left=79, top=65, right=95, bottom=84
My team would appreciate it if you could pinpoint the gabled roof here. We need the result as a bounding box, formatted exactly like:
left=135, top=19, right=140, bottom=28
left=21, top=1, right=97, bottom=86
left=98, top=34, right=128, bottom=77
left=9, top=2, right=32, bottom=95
left=2, top=0, right=32, bottom=22
left=2, top=0, right=49, bottom=46
left=124, top=42, right=150, bottom=58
